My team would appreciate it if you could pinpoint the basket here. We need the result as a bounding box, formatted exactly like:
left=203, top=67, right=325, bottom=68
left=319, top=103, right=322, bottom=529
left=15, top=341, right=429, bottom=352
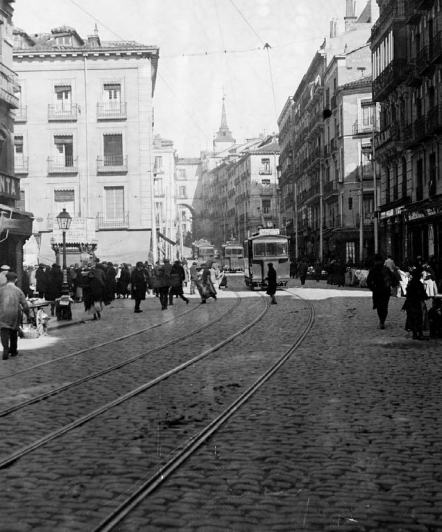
left=20, top=324, right=39, bottom=339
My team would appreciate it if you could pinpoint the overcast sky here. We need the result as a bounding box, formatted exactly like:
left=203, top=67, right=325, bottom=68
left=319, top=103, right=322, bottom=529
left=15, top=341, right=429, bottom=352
left=13, top=0, right=362, bottom=157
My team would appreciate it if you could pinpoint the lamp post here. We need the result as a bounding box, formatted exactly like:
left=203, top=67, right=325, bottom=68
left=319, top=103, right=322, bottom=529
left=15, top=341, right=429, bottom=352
left=56, top=208, right=72, bottom=294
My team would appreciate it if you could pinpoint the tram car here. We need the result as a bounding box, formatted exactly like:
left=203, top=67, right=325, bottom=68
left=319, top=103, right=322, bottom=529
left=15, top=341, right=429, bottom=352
left=243, top=230, right=290, bottom=290
left=192, top=239, right=215, bottom=266
left=221, top=241, right=244, bottom=272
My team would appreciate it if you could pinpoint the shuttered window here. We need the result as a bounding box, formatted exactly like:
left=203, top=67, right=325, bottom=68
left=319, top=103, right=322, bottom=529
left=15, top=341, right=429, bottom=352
left=54, top=189, right=75, bottom=215
left=105, top=187, right=124, bottom=220
left=103, top=134, right=123, bottom=166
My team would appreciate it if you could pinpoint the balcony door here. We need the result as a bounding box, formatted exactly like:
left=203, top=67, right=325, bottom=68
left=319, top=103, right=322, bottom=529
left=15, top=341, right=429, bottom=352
left=54, top=136, right=74, bottom=167
left=55, top=85, right=72, bottom=112
left=105, top=187, right=124, bottom=221
left=103, top=83, right=121, bottom=111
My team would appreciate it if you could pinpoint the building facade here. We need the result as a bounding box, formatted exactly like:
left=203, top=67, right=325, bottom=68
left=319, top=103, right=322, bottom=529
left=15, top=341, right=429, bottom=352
left=279, top=0, right=379, bottom=265
left=0, top=0, right=33, bottom=282
left=371, top=0, right=442, bottom=268
left=13, top=25, right=159, bottom=265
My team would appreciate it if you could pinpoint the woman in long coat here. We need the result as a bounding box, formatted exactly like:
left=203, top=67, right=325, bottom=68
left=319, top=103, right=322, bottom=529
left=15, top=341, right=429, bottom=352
left=117, top=264, right=131, bottom=298
left=197, top=260, right=217, bottom=304
left=266, top=262, right=277, bottom=304
left=403, top=269, right=429, bottom=340
left=45, top=264, right=63, bottom=316
left=169, top=261, right=189, bottom=306
left=130, top=261, right=148, bottom=313
left=83, top=270, right=106, bottom=320
left=106, top=262, right=117, bottom=302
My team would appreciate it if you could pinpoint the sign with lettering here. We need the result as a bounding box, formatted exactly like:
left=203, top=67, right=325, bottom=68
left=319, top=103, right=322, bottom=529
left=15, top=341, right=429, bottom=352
left=0, top=173, right=20, bottom=200
left=258, top=228, right=280, bottom=235
left=52, top=217, right=96, bottom=244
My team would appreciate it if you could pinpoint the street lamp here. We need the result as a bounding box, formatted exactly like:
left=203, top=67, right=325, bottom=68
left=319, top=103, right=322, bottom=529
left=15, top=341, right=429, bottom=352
left=56, top=208, right=72, bottom=294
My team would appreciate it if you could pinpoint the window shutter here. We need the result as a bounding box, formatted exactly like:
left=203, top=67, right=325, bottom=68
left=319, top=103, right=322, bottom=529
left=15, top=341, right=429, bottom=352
left=105, top=187, right=124, bottom=220
left=54, top=190, right=75, bottom=202
left=103, top=134, right=123, bottom=156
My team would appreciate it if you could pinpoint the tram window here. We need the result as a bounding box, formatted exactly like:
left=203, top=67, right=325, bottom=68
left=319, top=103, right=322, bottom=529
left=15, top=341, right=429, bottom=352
left=266, top=243, right=277, bottom=256
left=225, top=248, right=232, bottom=256
left=277, top=243, right=288, bottom=255
left=254, top=243, right=266, bottom=256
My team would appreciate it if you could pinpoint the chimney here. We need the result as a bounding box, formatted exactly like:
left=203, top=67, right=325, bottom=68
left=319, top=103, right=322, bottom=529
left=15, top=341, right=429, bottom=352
left=87, top=23, right=101, bottom=48
left=345, top=0, right=357, bottom=31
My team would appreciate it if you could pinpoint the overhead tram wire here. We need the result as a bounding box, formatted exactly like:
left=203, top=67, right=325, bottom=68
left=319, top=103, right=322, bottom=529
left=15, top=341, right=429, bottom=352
left=68, top=0, right=210, bottom=146
left=228, top=0, right=265, bottom=46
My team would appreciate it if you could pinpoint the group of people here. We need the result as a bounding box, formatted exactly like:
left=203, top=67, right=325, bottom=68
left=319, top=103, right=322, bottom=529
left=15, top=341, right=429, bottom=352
left=367, top=254, right=442, bottom=340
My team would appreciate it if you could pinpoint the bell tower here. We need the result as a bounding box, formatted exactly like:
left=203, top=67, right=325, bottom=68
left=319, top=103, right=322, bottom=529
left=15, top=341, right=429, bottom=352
left=213, top=96, right=236, bottom=153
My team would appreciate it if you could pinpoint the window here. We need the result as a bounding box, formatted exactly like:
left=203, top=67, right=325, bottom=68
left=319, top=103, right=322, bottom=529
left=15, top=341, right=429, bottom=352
left=178, top=168, right=186, bottom=179
left=105, top=187, right=124, bottom=221
left=154, top=156, right=163, bottom=172
left=179, top=186, right=187, bottom=198
left=54, top=189, right=75, bottom=215
left=261, top=179, right=270, bottom=187
left=262, top=199, right=271, bottom=214
left=56, top=36, right=72, bottom=45
left=103, top=83, right=121, bottom=107
left=103, top=134, right=123, bottom=166
left=346, top=242, right=355, bottom=262
left=54, top=135, right=74, bottom=167
left=17, top=190, right=25, bottom=211
left=54, top=85, right=72, bottom=110
left=154, top=178, right=163, bottom=196
left=14, top=136, right=23, bottom=157
left=362, top=105, right=373, bottom=127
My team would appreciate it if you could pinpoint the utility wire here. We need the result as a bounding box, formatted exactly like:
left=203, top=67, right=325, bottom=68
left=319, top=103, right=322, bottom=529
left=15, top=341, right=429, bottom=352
left=69, top=0, right=125, bottom=41
left=228, top=0, right=265, bottom=46
left=265, top=44, right=279, bottom=123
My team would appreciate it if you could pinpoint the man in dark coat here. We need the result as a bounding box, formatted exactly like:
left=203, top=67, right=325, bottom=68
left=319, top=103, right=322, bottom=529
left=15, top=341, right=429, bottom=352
left=106, top=262, right=117, bottom=302
left=35, top=264, right=48, bottom=298
left=367, top=253, right=397, bottom=330
left=298, top=259, right=308, bottom=286
left=131, top=261, right=147, bottom=313
left=45, top=264, right=63, bottom=316
left=169, top=260, right=189, bottom=306
left=266, top=262, right=277, bottom=304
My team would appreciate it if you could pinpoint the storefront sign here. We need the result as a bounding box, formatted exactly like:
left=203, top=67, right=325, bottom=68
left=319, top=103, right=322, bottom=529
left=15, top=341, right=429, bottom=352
left=0, top=173, right=20, bottom=200
left=52, top=217, right=96, bottom=244
left=379, top=206, right=405, bottom=220
left=0, top=213, right=33, bottom=235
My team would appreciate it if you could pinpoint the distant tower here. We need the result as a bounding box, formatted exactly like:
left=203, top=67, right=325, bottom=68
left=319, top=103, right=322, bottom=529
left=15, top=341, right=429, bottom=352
left=213, top=96, right=236, bottom=153
left=344, top=0, right=357, bottom=31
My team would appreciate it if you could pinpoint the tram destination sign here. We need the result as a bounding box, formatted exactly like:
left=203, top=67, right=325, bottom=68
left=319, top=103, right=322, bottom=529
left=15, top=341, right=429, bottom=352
left=258, top=228, right=280, bottom=235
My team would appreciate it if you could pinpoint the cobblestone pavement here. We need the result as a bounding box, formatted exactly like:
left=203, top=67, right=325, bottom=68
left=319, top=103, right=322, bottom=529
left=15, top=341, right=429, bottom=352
left=2, top=277, right=442, bottom=532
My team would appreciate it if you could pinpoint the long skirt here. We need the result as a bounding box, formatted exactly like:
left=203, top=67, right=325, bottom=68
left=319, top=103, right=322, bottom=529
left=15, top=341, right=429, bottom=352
left=195, top=279, right=217, bottom=300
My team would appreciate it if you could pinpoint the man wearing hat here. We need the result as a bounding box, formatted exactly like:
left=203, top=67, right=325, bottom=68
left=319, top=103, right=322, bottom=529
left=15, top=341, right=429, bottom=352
left=0, top=272, right=31, bottom=360
left=0, top=265, right=10, bottom=287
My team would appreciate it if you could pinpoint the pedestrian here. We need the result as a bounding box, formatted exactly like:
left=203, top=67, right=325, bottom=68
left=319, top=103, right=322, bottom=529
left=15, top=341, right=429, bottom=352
left=0, top=264, right=10, bottom=287
left=83, top=270, right=106, bottom=320
left=35, top=263, right=48, bottom=298
left=20, top=267, right=31, bottom=297
left=130, top=261, right=147, bottom=313
left=298, top=259, right=308, bottom=286
left=402, top=269, right=430, bottom=340
left=314, top=259, right=322, bottom=282
left=169, top=260, right=189, bottom=306
left=106, top=262, right=117, bottom=302
left=266, top=262, right=277, bottom=304
left=45, top=263, right=63, bottom=316
left=117, top=263, right=131, bottom=298
left=197, top=261, right=217, bottom=303
left=366, top=253, right=397, bottom=330
left=0, top=271, right=31, bottom=360
left=189, top=261, right=198, bottom=295
left=334, top=258, right=346, bottom=287
left=384, top=254, right=396, bottom=271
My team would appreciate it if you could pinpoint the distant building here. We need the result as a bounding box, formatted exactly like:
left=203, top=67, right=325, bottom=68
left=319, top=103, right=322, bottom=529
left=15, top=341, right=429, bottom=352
left=13, top=25, right=159, bottom=265
left=0, top=1, right=33, bottom=281
left=175, top=157, right=203, bottom=247
left=279, top=0, right=379, bottom=264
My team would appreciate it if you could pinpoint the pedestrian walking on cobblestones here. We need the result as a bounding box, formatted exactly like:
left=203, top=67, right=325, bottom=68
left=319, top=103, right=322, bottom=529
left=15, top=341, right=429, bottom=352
left=131, top=262, right=148, bottom=313
left=168, top=260, right=189, bottom=306
left=266, top=263, right=277, bottom=304
left=0, top=272, right=31, bottom=360
left=196, top=261, right=217, bottom=303
left=402, top=269, right=430, bottom=340
left=83, top=270, right=105, bottom=320
left=367, top=253, right=397, bottom=329
left=298, top=259, right=308, bottom=286
left=189, top=261, right=198, bottom=295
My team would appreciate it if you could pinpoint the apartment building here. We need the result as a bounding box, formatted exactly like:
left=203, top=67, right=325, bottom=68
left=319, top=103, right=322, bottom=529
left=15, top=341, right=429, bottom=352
left=371, top=0, right=442, bottom=267
left=0, top=0, right=33, bottom=281
left=175, top=157, right=203, bottom=245
left=13, top=25, right=159, bottom=265
left=280, top=0, right=379, bottom=264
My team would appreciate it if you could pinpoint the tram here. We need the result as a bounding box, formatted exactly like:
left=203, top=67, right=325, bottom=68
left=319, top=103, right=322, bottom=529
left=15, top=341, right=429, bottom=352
left=221, top=241, right=244, bottom=272
left=192, top=239, right=215, bottom=266
left=243, top=229, right=290, bottom=290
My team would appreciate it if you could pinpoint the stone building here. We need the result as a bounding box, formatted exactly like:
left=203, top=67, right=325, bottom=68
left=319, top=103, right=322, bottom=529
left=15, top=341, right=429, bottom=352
left=0, top=0, right=33, bottom=281
left=13, top=25, right=159, bottom=265
left=371, top=0, right=442, bottom=268
left=279, top=0, right=379, bottom=265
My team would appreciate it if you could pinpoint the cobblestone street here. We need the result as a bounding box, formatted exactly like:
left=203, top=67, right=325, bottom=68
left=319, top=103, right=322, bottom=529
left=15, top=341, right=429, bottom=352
left=1, top=278, right=442, bottom=532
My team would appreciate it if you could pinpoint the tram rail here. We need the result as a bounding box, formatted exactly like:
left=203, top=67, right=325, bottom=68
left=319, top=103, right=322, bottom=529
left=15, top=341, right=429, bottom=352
left=0, top=290, right=270, bottom=470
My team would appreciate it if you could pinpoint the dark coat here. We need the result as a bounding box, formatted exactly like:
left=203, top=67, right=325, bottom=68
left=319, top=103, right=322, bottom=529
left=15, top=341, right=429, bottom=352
left=45, top=266, right=63, bottom=301
left=131, top=268, right=147, bottom=300
left=35, top=267, right=48, bottom=294
left=367, top=264, right=395, bottom=310
left=298, top=262, right=308, bottom=277
left=83, top=274, right=106, bottom=311
left=118, top=268, right=131, bottom=295
left=266, top=266, right=277, bottom=295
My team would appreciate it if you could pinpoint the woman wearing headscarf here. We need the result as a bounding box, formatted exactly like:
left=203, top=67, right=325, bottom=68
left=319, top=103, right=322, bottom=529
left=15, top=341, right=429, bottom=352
left=83, top=269, right=106, bottom=320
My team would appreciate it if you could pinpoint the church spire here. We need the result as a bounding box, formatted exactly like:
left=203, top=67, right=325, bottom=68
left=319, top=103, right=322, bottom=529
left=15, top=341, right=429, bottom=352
left=213, top=95, right=236, bottom=152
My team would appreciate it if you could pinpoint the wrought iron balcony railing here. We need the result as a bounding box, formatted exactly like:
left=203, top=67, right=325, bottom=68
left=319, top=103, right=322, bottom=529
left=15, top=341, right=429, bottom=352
left=97, top=155, right=128, bottom=172
left=48, top=104, right=78, bottom=121
left=97, top=102, right=127, bottom=120
left=96, top=212, right=129, bottom=229
left=259, top=167, right=272, bottom=175
left=47, top=156, right=78, bottom=173
left=14, top=156, right=29, bottom=174
left=0, top=63, right=20, bottom=108
left=13, top=105, right=27, bottom=122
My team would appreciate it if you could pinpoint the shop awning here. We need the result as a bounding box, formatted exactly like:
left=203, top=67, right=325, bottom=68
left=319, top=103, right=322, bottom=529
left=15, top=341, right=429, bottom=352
left=157, top=230, right=176, bottom=245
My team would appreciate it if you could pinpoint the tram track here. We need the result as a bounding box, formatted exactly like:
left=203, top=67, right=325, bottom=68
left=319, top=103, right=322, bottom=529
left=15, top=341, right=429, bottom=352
left=0, top=294, right=242, bottom=418
left=92, top=290, right=316, bottom=532
left=0, top=289, right=270, bottom=470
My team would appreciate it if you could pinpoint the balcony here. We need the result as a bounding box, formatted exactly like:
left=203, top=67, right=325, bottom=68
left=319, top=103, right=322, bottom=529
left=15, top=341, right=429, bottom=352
left=259, top=166, right=272, bottom=175
left=405, top=59, right=423, bottom=88
left=416, top=46, right=433, bottom=76
left=427, top=105, right=442, bottom=134
left=154, top=191, right=165, bottom=198
left=13, top=106, right=27, bottom=122
left=48, top=104, right=78, bottom=121
left=0, top=63, right=20, bottom=108
left=330, top=138, right=338, bottom=153
left=373, top=59, right=409, bottom=101
left=353, top=120, right=378, bottom=135
left=416, top=185, right=424, bottom=201
left=430, top=32, right=442, bottom=64
left=330, top=94, right=337, bottom=111
left=47, top=156, right=78, bottom=174
left=154, top=165, right=165, bottom=175
left=14, top=156, right=29, bottom=174
left=323, top=180, right=338, bottom=199
left=371, top=1, right=405, bottom=44
left=306, top=183, right=320, bottom=201
left=97, top=102, right=127, bottom=120
left=323, top=145, right=329, bottom=158
left=414, top=115, right=428, bottom=143
left=96, top=212, right=129, bottom=230
left=405, top=1, right=424, bottom=25
left=97, top=155, right=128, bottom=173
